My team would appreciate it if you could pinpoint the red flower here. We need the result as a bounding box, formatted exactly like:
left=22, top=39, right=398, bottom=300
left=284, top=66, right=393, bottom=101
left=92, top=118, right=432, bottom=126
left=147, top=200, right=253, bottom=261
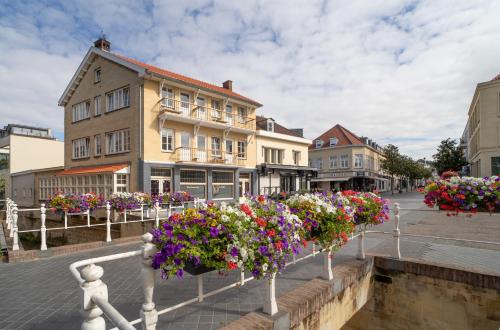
left=255, top=217, right=267, bottom=227
left=267, top=229, right=276, bottom=237
left=227, top=261, right=238, bottom=270
left=302, top=239, right=308, bottom=248
left=240, top=204, right=253, bottom=217
left=257, top=195, right=266, bottom=204
left=275, top=241, right=283, bottom=250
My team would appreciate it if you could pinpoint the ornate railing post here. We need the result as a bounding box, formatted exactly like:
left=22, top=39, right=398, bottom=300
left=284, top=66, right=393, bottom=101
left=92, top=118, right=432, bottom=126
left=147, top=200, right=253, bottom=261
left=106, top=202, right=111, bottom=243
left=64, top=211, right=68, bottom=229
left=141, top=204, right=144, bottom=222
left=140, top=233, right=158, bottom=330
left=12, top=204, right=19, bottom=251
left=40, top=203, right=47, bottom=251
left=155, top=202, right=160, bottom=228
left=393, top=202, right=401, bottom=259
left=87, top=209, right=91, bottom=227
left=6, top=199, right=11, bottom=231
left=9, top=202, right=15, bottom=238
left=322, top=247, right=333, bottom=280
left=80, top=264, right=107, bottom=330
left=263, top=274, right=278, bottom=315
left=197, top=275, right=204, bottom=302
left=356, top=229, right=365, bottom=260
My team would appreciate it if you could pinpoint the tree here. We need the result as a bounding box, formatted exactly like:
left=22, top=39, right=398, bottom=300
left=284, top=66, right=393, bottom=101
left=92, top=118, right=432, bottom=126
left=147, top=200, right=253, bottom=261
left=432, top=138, right=466, bottom=175
left=380, top=144, right=402, bottom=194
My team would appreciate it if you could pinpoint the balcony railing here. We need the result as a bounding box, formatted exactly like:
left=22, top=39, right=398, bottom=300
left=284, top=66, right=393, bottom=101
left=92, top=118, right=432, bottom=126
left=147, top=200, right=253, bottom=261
left=160, top=98, right=254, bottom=130
left=173, top=147, right=245, bottom=165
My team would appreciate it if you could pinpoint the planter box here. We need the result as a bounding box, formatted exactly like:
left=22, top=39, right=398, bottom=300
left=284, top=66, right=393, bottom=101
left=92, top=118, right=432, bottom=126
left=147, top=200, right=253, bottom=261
left=184, top=260, right=215, bottom=276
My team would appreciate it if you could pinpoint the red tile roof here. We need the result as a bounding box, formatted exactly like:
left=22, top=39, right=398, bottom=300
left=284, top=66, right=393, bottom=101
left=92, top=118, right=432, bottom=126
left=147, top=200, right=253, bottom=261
left=309, top=124, right=365, bottom=149
left=113, top=53, right=262, bottom=106
left=57, top=164, right=128, bottom=176
left=256, top=116, right=301, bottom=137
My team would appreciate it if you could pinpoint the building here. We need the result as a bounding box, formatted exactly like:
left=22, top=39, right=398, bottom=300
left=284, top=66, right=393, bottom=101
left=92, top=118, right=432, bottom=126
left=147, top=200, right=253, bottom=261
left=467, top=73, right=500, bottom=177
left=0, top=124, right=64, bottom=199
left=255, top=116, right=315, bottom=195
left=308, top=124, right=389, bottom=192
left=43, top=38, right=262, bottom=200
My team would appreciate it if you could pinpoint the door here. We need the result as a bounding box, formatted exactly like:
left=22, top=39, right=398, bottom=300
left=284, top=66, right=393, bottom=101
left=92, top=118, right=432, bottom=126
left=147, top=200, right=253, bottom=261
left=225, top=139, right=233, bottom=164
left=180, top=93, right=190, bottom=116
left=196, top=97, right=206, bottom=120
left=225, top=105, right=233, bottom=125
left=196, top=135, right=207, bottom=162
left=239, top=173, right=251, bottom=197
left=180, top=132, right=191, bottom=161
left=151, top=178, right=171, bottom=196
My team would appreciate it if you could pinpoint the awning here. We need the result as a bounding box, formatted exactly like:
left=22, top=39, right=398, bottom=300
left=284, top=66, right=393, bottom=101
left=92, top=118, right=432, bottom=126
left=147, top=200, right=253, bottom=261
left=311, top=177, right=351, bottom=182
left=57, top=164, right=129, bottom=175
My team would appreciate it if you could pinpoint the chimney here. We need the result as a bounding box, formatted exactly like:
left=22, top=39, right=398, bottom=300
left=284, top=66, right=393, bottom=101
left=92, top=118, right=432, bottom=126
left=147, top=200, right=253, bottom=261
left=222, top=80, right=233, bottom=91
left=94, top=37, right=111, bottom=51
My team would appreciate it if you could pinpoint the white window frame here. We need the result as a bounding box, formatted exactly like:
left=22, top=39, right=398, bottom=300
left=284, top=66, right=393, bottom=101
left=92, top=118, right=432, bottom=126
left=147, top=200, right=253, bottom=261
left=179, top=169, right=207, bottom=200
left=94, top=96, right=101, bottom=116
left=211, top=137, right=221, bottom=157
left=106, top=129, right=130, bottom=155
left=237, top=107, right=247, bottom=124
left=237, top=141, right=246, bottom=159
left=354, top=154, right=363, bottom=168
left=329, top=155, right=337, bottom=169
left=330, top=137, right=338, bottom=146
left=317, top=158, right=323, bottom=169
left=114, top=174, right=128, bottom=193
left=226, top=139, right=233, bottom=154
left=340, top=155, right=349, bottom=168
left=161, top=87, right=174, bottom=108
left=94, top=68, right=101, bottom=83
left=161, top=128, right=174, bottom=152
left=94, top=135, right=101, bottom=156
left=293, top=150, right=301, bottom=165
left=315, top=139, right=323, bottom=149
left=212, top=170, right=234, bottom=200
left=72, top=101, right=91, bottom=122
left=106, top=87, right=130, bottom=113
left=267, top=119, right=274, bottom=132
left=72, top=137, right=90, bottom=159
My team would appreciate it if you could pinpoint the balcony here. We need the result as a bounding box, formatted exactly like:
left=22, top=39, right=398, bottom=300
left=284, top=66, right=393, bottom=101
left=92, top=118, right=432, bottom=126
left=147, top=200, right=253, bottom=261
left=173, top=147, right=245, bottom=166
left=159, top=98, right=255, bottom=134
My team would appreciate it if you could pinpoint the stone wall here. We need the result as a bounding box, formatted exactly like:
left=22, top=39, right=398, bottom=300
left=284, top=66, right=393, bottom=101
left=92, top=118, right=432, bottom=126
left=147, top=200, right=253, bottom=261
left=343, top=258, right=500, bottom=330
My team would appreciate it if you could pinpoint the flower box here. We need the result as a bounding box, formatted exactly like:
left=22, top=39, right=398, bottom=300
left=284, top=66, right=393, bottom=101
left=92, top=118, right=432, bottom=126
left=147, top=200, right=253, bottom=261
left=183, top=260, right=215, bottom=276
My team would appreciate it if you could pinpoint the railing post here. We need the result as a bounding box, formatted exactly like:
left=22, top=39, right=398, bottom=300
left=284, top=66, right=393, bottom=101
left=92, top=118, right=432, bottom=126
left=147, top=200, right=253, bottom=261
left=87, top=209, right=91, bottom=227
left=123, top=209, right=127, bottom=223
left=197, top=275, right=204, bottom=302
left=12, top=204, right=19, bottom=251
left=322, top=248, right=333, bottom=280
left=105, top=202, right=111, bottom=243
left=312, top=242, right=316, bottom=255
left=80, top=264, right=107, bottom=330
left=6, top=200, right=11, bottom=230
left=240, top=269, right=245, bottom=286
left=9, top=202, right=15, bottom=238
left=155, top=202, right=160, bottom=227
left=356, top=229, right=365, bottom=260
left=141, top=233, right=158, bottom=330
left=40, top=203, right=47, bottom=251
left=262, top=273, right=278, bottom=315
left=393, top=202, right=401, bottom=259
left=141, top=204, right=144, bottom=222
left=64, top=211, right=68, bottom=229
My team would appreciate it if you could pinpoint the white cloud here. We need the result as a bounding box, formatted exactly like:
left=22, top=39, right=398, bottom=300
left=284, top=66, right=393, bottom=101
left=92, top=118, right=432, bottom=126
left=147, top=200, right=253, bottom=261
left=1, top=0, right=500, bottom=159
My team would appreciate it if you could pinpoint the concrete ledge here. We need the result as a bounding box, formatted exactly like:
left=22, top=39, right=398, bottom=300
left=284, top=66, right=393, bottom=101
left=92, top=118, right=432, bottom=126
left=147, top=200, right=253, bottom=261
left=7, top=235, right=141, bottom=263
left=221, top=257, right=374, bottom=330
left=374, top=256, right=500, bottom=290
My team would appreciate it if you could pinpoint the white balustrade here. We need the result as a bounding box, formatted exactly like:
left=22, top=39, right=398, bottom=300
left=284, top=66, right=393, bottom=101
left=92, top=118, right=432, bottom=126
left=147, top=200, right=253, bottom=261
left=106, top=202, right=111, bottom=243
left=40, top=203, right=47, bottom=251
left=197, top=275, right=204, bottom=302
left=356, top=230, right=366, bottom=260
left=155, top=202, right=160, bottom=227
left=322, top=248, right=333, bottom=281
left=6, top=199, right=11, bottom=230
left=80, top=264, right=108, bottom=330
left=12, top=204, right=19, bottom=250
left=262, top=274, right=278, bottom=315
left=140, top=233, right=158, bottom=330
left=393, top=202, right=401, bottom=259
left=87, top=209, right=91, bottom=227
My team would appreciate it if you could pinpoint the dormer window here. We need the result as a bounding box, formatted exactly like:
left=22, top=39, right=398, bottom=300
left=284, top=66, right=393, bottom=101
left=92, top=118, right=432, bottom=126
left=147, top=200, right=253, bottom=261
left=267, top=119, right=274, bottom=132
left=330, top=137, right=338, bottom=146
left=315, top=139, right=323, bottom=149
left=94, top=68, right=101, bottom=83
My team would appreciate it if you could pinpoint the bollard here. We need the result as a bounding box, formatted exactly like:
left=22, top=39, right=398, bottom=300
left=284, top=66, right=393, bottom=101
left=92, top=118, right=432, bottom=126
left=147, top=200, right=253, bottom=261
left=80, top=264, right=107, bottom=330
left=263, top=273, right=278, bottom=315
left=12, top=204, right=19, bottom=250
left=393, top=202, right=401, bottom=259
left=322, top=248, right=333, bottom=281
left=105, top=202, right=111, bottom=243
left=356, top=230, right=365, bottom=260
left=40, top=203, right=47, bottom=251
left=141, top=233, right=158, bottom=330
left=155, top=202, right=160, bottom=227
left=197, top=275, right=204, bottom=302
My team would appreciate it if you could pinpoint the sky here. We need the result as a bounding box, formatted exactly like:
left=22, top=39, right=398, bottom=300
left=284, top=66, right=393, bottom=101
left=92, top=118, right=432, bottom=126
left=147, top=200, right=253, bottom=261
left=1, top=0, right=500, bottom=159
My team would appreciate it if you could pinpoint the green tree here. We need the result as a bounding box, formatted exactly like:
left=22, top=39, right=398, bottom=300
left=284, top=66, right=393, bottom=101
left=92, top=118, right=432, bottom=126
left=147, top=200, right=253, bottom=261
left=432, top=138, right=466, bottom=175
left=380, top=144, right=402, bottom=194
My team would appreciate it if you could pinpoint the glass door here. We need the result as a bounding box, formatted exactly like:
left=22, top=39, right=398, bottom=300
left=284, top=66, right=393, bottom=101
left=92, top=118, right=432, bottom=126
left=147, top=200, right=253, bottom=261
left=196, top=97, right=206, bottom=120
left=180, top=93, right=190, bottom=117
left=180, top=132, right=191, bottom=161
left=225, top=104, right=233, bottom=125
left=196, top=135, right=207, bottom=162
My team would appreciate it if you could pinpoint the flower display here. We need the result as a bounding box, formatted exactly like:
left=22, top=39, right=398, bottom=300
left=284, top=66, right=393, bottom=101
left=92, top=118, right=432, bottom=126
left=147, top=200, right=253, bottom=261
left=153, top=191, right=194, bottom=206
left=48, top=193, right=104, bottom=213
left=424, top=176, right=500, bottom=214
left=342, top=191, right=390, bottom=228
left=108, top=192, right=151, bottom=211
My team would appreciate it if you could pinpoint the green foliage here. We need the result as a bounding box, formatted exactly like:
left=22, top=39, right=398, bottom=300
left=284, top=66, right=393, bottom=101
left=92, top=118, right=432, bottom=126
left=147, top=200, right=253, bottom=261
left=432, top=138, right=466, bottom=175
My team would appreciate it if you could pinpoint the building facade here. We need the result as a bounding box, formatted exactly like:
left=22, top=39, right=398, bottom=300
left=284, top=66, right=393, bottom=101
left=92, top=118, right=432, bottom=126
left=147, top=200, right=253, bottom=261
left=0, top=124, right=64, bottom=199
left=308, top=124, right=389, bottom=192
left=255, top=116, right=315, bottom=195
left=43, top=38, right=262, bottom=201
left=467, top=74, right=500, bottom=177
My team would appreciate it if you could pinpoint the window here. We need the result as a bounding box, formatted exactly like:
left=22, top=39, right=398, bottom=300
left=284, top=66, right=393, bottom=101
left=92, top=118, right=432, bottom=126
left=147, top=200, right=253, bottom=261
left=267, top=119, right=274, bottom=132
left=211, top=100, right=221, bottom=119
left=315, top=139, right=323, bottom=149
left=151, top=168, right=171, bottom=177
left=115, top=174, right=128, bottom=193
left=161, top=128, right=174, bottom=152
left=492, top=157, right=500, bottom=175
left=197, top=135, right=206, bottom=150
left=94, top=96, right=101, bottom=116
left=354, top=154, right=363, bottom=168
left=225, top=104, right=233, bottom=124
left=211, top=137, right=221, bottom=157
left=226, top=140, right=233, bottom=154
left=316, top=158, right=323, bottom=169
left=106, top=87, right=130, bottom=112
left=161, top=87, right=174, bottom=108
left=340, top=155, right=349, bottom=168
left=212, top=171, right=234, bottom=199
left=94, top=135, right=101, bottom=156
left=263, top=147, right=284, bottom=164
left=72, top=101, right=91, bottom=122
left=94, top=68, right=101, bottom=83
left=330, top=137, right=338, bottom=146
left=180, top=170, right=206, bottom=199
left=180, top=93, right=190, bottom=115
left=237, top=107, right=247, bottom=124
left=197, top=97, right=206, bottom=119
left=329, top=156, right=337, bottom=169
left=293, top=151, right=301, bottom=165
left=237, top=141, right=246, bottom=159
left=106, top=129, right=130, bottom=154
left=72, top=138, right=90, bottom=159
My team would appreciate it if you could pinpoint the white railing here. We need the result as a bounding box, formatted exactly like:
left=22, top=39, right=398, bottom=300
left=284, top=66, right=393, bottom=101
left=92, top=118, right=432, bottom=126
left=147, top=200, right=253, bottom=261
left=4, top=199, right=198, bottom=252
left=65, top=203, right=500, bottom=329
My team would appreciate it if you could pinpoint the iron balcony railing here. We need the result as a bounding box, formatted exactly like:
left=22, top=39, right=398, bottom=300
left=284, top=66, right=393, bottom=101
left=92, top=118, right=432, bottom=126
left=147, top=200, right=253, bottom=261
left=160, top=97, right=255, bottom=130
left=173, top=147, right=246, bottom=166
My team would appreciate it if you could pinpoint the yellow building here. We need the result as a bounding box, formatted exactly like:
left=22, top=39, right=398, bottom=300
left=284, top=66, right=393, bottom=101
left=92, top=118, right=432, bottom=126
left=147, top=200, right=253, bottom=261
left=308, top=124, right=389, bottom=192
left=255, top=116, right=315, bottom=195
left=44, top=38, right=262, bottom=200
left=467, top=74, right=500, bottom=177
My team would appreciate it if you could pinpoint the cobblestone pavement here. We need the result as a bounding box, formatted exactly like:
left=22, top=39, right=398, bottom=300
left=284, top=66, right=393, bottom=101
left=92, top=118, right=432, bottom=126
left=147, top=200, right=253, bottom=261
left=0, top=192, right=499, bottom=330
